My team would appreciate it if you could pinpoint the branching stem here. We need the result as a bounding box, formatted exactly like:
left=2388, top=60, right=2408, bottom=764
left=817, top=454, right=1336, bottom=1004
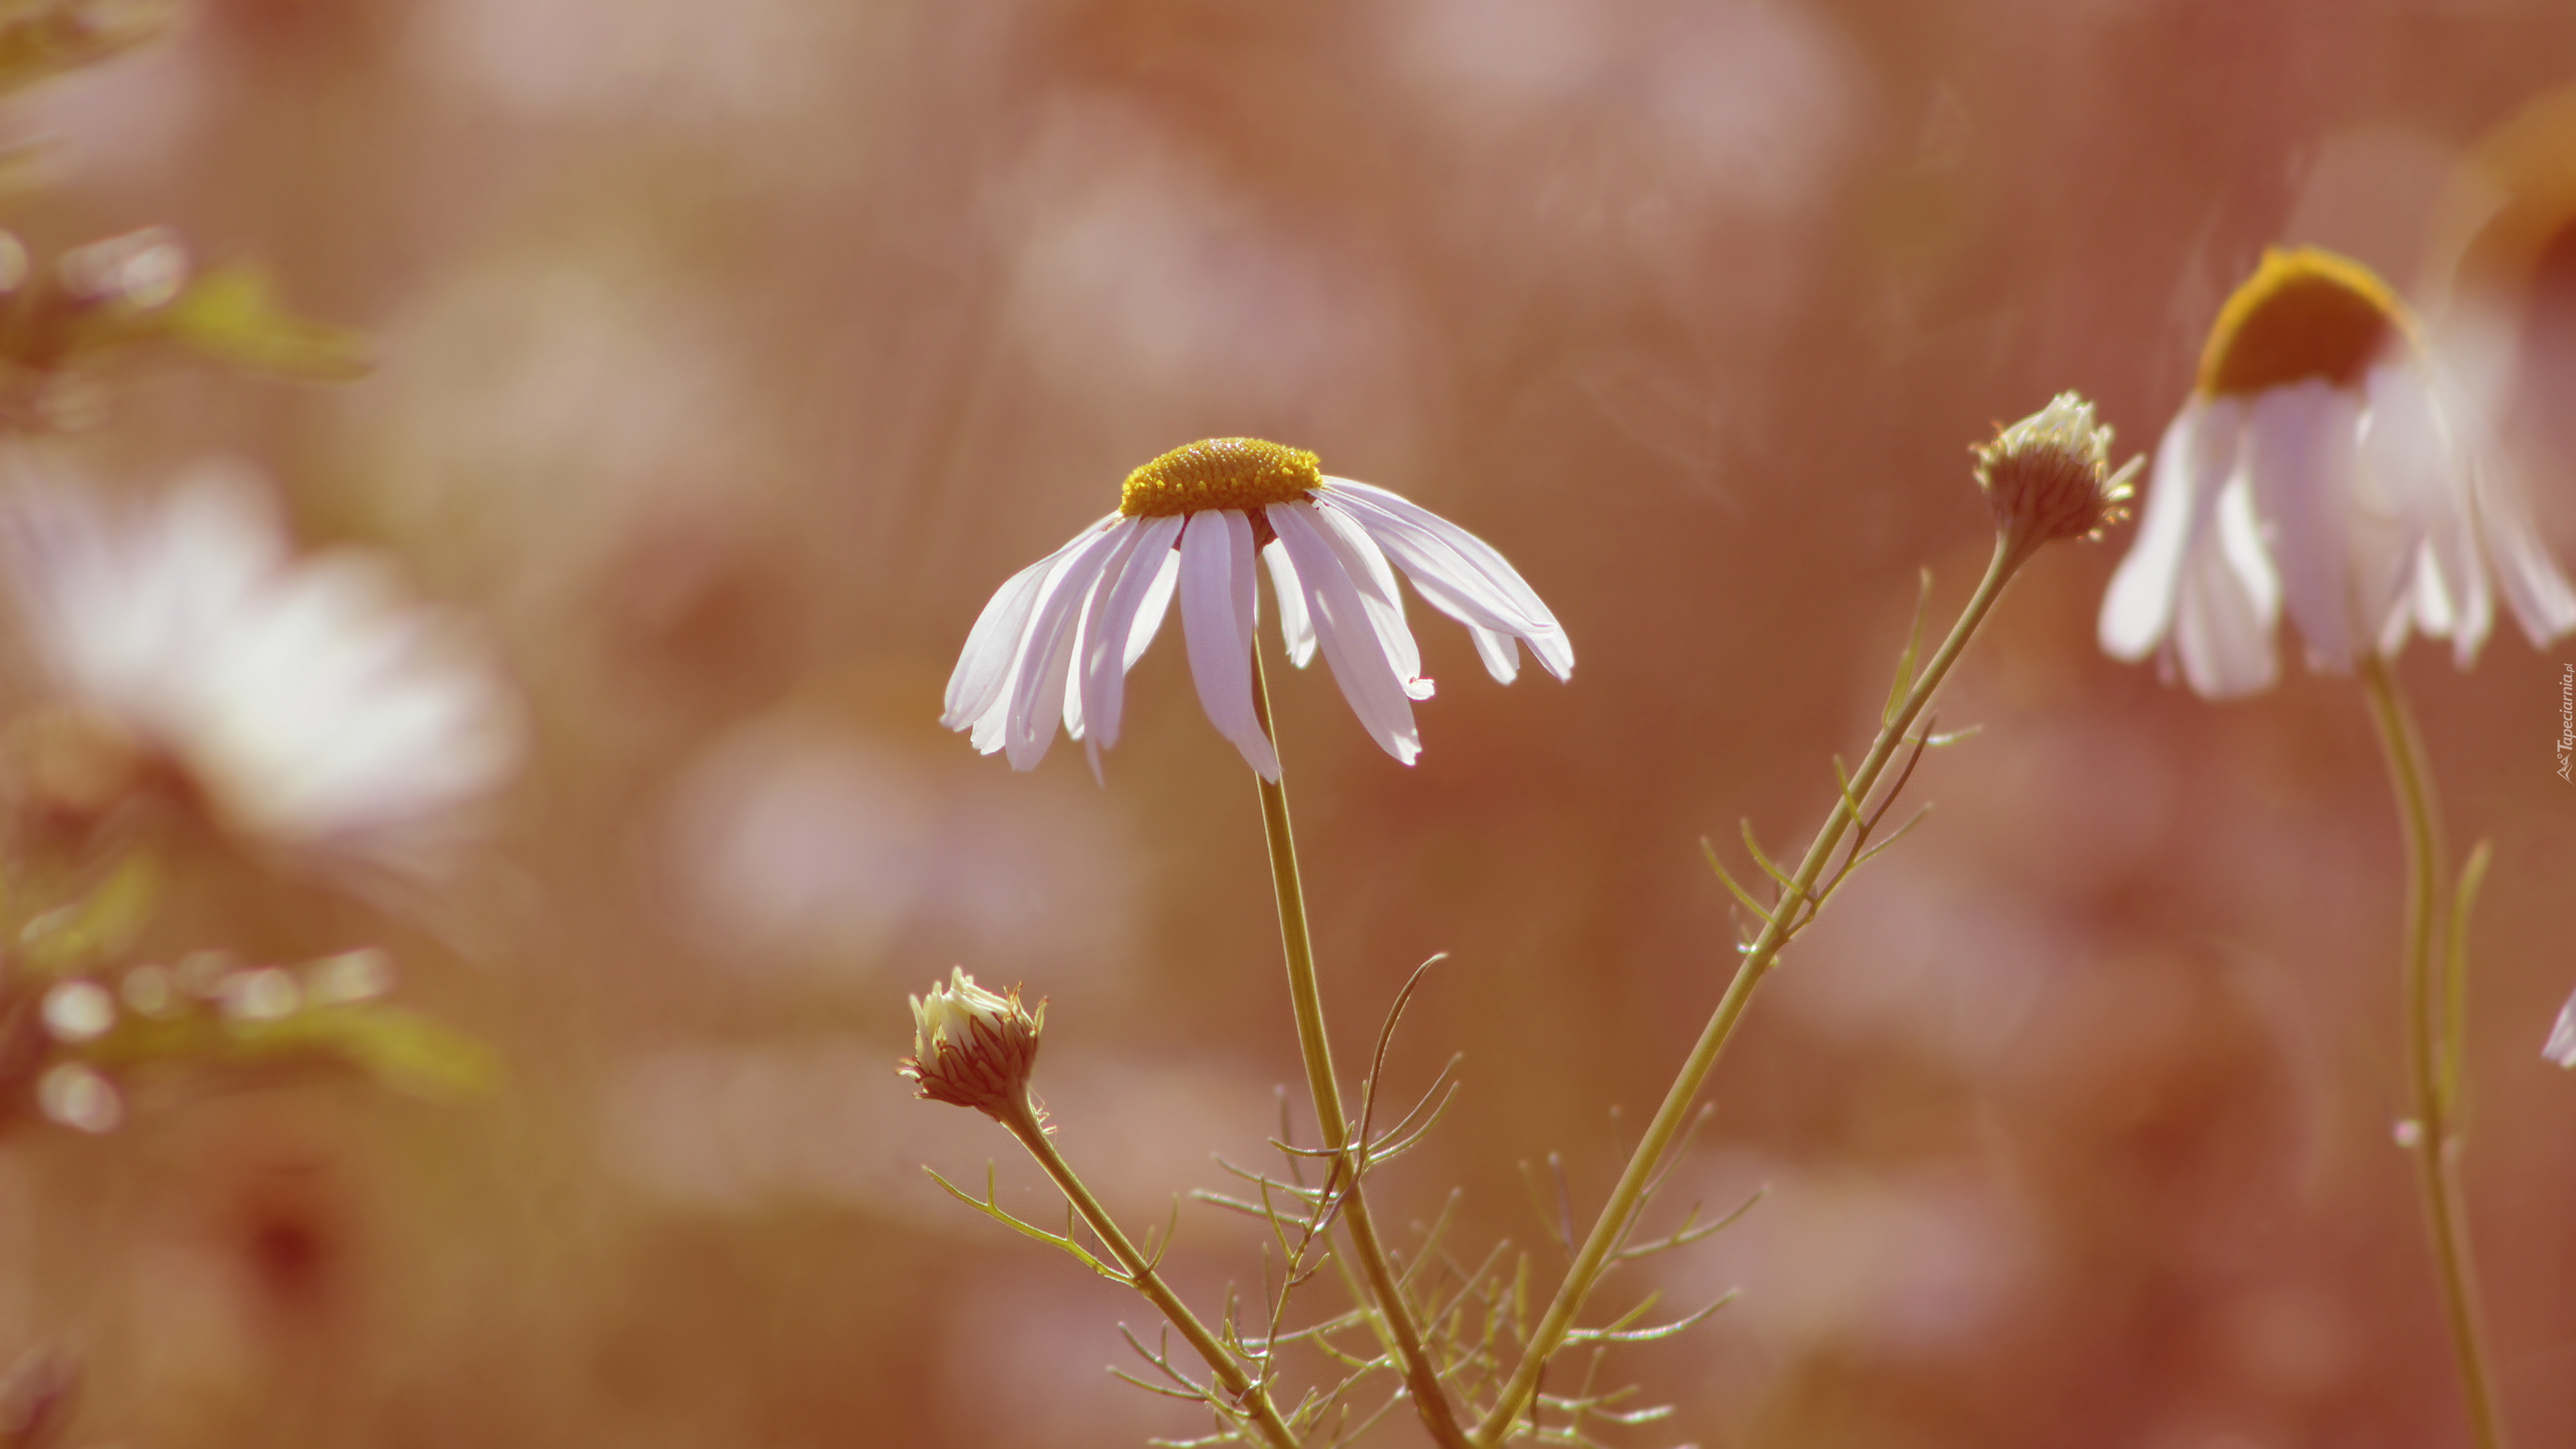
left=1474, top=536, right=2021, bottom=1445
left=997, top=1092, right=1302, bottom=1449
left=1250, top=651, right=1471, bottom=1449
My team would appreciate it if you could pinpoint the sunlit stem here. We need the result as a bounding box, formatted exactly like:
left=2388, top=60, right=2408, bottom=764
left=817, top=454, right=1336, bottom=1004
left=1474, top=535, right=2021, bottom=1445
left=1248, top=650, right=1471, bottom=1449
left=997, top=1091, right=1301, bottom=1449
left=2358, top=656, right=2507, bottom=1449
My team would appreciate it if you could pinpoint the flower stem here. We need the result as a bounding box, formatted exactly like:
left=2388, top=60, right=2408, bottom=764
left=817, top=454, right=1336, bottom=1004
left=1248, top=650, right=1471, bottom=1449
left=1474, top=537, right=2021, bottom=1445
left=997, top=1093, right=1302, bottom=1449
left=2358, top=656, right=2507, bottom=1449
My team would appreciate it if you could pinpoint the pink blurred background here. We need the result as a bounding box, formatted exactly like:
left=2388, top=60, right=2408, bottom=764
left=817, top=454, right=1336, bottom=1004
left=7, top=1, right=2576, bottom=1445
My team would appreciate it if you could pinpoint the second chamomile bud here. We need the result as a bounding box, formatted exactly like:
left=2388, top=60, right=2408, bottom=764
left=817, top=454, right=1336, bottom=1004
left=1974, top=392, right=2135, bottom=562
left=899, top=967, right=1046, bottom=1125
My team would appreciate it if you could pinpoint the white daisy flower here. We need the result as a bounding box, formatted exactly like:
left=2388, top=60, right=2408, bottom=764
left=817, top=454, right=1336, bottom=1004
left=942, top=438, right=1571, bottom=780
left=2097, top=247, right=2576, bottom=698
left=0, top=460, right=523, bottom=880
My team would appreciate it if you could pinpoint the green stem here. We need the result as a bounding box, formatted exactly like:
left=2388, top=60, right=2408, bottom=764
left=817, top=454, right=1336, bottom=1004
left=998, top=1093, right=1302, bottom=1449
left=1250, top=651, right=1471, bottom=1449
left=2359, top=656, right=2507, bottom=1449
left=1475, top=536, right=2021, bottom=1445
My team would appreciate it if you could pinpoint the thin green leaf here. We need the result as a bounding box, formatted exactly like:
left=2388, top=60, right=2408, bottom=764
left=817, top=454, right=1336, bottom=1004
left=2441, top=839, right=2494, bottom=1122
left=1562, top=1289, right=1736, bottom=1345
left=1882, top=566, right=1933, bottom=725
left=1699, top=837, right=1776, bottom=926
left=921, top=1164, right=1120, bottom=1279
left=1737, top=819, right=1799, bottom=900
left=1830, top=754, right=1860, bottom=809
left=16, top=851, right=159, bottom=976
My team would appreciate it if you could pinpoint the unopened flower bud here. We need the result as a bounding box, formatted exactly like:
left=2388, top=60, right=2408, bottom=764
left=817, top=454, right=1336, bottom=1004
left=898, top=967, right=1044, bottom=1122
left=1972, top=392, right=2134, bottom=556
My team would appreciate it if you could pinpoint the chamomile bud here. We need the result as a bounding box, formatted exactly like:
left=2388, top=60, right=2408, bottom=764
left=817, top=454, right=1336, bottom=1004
left=1973, top=392, right=2133, bottom=558
left=898, top=967, right=1045, bottom=1122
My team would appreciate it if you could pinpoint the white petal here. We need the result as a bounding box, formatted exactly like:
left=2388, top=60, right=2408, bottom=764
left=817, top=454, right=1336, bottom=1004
left=1263, top=539, right=1316, bottom=668
left=2173, top=475, right=2282, bottom=698
left=2213, top=467, right=2283, bottom=622
left=1082, top=514, right=1183, bottom=761
left=942, top=514, right=1118, bottom=730
left=1297, top=499, right=1432, bottom=700
left=2359, top=362, right=2485, bottom=662
left=1270, top=503, right=1421, bottom=765
left=2462, top=429, right=2576, bottom=650
left=967, top=678, right=1013, bottom=755
left=1177, top=511, right=1279, bottom=780
left=1064, top=520, right=1152, bottom=746
left=2244, top=381, right=2364, bottom=672
left=1468, top=624, right=1521, bottom=684
left=2103, top=400, right=2228, bottom=661
left=1125, top=541, right=1180, bottom=668
left=2546, top=986, right=2576, bottom=1068
left=1322, top=479, right=1573, bottom=681
left=1001, top=523, right=1128, bottom=771
left=1325, top=486, right=1544, bottom=632
left=1061, top=609, right=1089, bottom=742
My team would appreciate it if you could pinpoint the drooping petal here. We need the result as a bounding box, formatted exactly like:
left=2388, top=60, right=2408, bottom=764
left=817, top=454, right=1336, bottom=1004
left=1299, top=498, right=1433, bottom=701
left=2171, top=474, right=2282, bottom=698
left=1064, top=519, right=1152, bottom=746
left=1321, top=478, right=1573, bottom=681
left=2101, top=401, right=2223, bottom=661
left=2459, top=417, right=2576, bottom=649
left=2244, top=380, right=2364, bottom=672
left=1269, top=502, right=1421, bottom=765
left=1177, top=510, right=1279, bottom=780
left=943, top=514, right=1119, bottom=730
left=2360, top=362, right=2487, bottom=662
left=999, top=522, right=1129, bottom=770
left=1081, top=514, right=1184, bottom=763
left=1124, top=540, right=1180, bottom=668
left=1263, top=538, right=1316, bottom=668
left=1467, top=623, right=1521, bottom=684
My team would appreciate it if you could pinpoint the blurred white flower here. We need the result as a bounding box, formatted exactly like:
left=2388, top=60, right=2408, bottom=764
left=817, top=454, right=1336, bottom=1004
left=0, top=460, right=523, bottom=880
left=944, top=438, right=1571, bottom=780
left=2099, top=247, right=2576, bottom=698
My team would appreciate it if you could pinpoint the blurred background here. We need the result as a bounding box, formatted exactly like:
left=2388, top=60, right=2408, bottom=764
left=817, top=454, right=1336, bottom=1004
left=2, top=0, right=2575, bottom=1445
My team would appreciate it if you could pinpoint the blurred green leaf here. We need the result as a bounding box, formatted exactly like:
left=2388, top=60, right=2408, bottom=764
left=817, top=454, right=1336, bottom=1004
left=0, top=0, right=174, bottom=98
left=15, top=852, right=157, bottom=976
left=92, top=1001, right=499, bottom=1100
left=160, top=265, right=371, bottom=380
left=229, top=1004, right=501, bottom=1099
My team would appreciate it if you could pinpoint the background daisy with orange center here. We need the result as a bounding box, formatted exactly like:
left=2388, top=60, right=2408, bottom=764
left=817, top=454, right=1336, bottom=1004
left=2098, top=247, right=2576, bottom=697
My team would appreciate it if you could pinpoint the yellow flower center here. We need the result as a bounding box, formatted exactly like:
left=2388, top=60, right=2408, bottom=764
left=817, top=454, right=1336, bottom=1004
left=1119, top=438, right=1322, bottom=517
left=2196, top=247, right=2414, bottom=397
